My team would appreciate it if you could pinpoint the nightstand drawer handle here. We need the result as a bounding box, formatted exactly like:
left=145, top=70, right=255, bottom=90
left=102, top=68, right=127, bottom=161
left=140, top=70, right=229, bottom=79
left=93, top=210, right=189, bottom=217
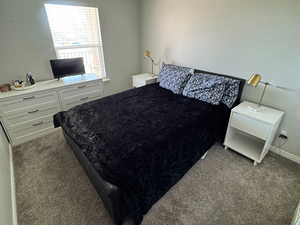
left=28, top=109, right=39, bottom=114
left=23, top=96, right=35, bottom=101
left=77, top=85, right=87, bottom=89
left=80, top=97, right=89, bottom=101
left=32, top=121, right=43, bottom=127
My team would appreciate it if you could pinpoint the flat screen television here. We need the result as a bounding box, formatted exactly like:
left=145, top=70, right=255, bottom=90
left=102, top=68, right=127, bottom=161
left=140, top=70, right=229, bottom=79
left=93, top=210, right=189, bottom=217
left=50, top=57, right=85, bottom=79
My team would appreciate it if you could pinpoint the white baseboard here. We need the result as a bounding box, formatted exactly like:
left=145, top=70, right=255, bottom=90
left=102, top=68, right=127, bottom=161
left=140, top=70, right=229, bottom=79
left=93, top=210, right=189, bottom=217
left=271, top=146, right=300, bottom=164
left=9, top=144, right=18, bottom=225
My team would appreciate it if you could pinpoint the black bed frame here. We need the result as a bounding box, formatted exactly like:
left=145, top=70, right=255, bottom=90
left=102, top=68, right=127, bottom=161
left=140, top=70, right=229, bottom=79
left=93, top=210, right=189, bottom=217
left=63, top=69, right=246, bottom=225
left=64, top=132, right=125, bottom=225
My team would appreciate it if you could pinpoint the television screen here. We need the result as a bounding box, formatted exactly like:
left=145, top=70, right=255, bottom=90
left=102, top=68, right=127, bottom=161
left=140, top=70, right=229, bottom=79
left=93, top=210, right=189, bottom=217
left=50, top=58, right=85, bottom=79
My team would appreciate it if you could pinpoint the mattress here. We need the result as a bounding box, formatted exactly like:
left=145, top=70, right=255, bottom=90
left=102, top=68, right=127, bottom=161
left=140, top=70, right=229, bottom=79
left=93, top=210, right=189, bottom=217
left=54, top=83, right=231, bottom=223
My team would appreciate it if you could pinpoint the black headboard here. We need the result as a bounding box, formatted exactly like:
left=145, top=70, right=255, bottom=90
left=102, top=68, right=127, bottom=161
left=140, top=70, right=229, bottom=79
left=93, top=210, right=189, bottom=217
left=194, top=69, right=246, bottom=107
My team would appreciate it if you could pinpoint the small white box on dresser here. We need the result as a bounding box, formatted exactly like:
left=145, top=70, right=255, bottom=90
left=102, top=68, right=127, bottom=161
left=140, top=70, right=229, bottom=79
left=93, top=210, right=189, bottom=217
left=0, top=74, right=103, bottom=146
left=224, top=101, right=284, bottom=166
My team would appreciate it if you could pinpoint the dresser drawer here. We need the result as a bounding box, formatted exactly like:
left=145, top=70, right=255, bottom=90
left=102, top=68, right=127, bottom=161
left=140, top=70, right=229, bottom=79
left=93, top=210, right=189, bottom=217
left=59, top=81, right=102, bottom=98
left=230, top=112, right=271, bottom=140
left=7, top=114, right=53, bottom=132
left=1, top=99, right=59, bottom=119
left=0, top=91, right=58, bottom=115
left=62, top=90, right=102, bottom=110
left=8, top=115, right=55, bottom=145
left=4, top=105, right=59, bottom=126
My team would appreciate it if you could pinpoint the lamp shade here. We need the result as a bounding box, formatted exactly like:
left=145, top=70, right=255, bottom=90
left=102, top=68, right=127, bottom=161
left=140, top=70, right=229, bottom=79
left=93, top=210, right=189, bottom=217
left=144, top=50, right=151, bottom=58
left=248, top=74, right=262, bottom=87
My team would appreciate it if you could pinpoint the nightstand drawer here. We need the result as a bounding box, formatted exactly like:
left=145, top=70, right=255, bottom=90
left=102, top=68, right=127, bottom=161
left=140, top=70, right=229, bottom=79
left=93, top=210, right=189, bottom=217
left=133, top=78, right=157, bottom=88
left=133, top=80, right=147, bottom=88
left=231, top=112, right=271, bottom=140
left=132, top=73, right=157, bottom=88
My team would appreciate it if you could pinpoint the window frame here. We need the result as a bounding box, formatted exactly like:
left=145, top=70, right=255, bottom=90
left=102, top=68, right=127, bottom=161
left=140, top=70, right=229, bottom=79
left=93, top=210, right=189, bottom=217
left=45, top=4, right=107, bottom=78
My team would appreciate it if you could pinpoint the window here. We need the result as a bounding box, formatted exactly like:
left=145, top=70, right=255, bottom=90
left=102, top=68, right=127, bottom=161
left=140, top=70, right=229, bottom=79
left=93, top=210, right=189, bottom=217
left=45, top=4, right=106, bottom=78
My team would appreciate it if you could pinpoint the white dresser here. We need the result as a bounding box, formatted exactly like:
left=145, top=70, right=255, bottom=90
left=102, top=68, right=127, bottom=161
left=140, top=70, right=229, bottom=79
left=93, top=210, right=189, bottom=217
left=0, top=74, right=103, bottom=146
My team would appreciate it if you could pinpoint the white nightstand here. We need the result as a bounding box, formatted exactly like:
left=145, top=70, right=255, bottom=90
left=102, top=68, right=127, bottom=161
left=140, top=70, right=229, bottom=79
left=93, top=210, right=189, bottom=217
left=132, top=73, right=158, bottom=88
left=224, top=101, right=284, bottom=166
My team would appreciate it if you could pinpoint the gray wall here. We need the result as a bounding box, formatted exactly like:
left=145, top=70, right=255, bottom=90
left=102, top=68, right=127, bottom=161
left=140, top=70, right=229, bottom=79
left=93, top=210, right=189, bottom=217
left=0, top=0, right=140, bottom=96
left=140, top=0, right=300, bottom=157
left=0, top=125, right=13, bottom=225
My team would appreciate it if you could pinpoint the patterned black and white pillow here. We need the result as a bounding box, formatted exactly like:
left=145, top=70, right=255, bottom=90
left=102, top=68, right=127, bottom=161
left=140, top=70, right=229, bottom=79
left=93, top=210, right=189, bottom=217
left=159, top=63, right=194, bottom=94
left=221, top=78, right=240, bottom=108
left=182, top=73, right=226, bottom=105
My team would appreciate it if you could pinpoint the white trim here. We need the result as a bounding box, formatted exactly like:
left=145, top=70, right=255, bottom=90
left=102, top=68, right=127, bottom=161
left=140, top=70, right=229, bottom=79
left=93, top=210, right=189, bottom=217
left=291, top=201, right=300, bottom=225
left=201, top=151, right=208, bottom=160
left=9, top=144, right=18, bottom=225
left=271, top=146, right=300, bottom=164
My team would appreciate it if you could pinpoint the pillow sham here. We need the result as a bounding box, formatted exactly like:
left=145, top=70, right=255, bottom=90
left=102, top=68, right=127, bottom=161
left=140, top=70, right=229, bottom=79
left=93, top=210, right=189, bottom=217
left=159, top=63, right=194, bottom=94
left=221, top=78, right=241, bottom=108
left=182, top=73, right=226, bottom=105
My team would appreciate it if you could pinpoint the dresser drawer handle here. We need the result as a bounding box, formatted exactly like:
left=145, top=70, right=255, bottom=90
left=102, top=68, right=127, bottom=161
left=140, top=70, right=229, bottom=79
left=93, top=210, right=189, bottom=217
left=32, top=121, right=43, bottom=127
left=28, top=109, right=39, bottom=114
left=23, top=96, right=35, bottom=101
left=80, top=97, right=89, bottom=101
left=77, top=85, right=87, bottom=89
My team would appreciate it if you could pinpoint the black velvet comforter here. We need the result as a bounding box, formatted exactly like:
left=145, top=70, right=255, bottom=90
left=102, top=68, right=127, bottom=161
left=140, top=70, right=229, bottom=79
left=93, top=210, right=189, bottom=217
left=54, top=84, right=230, bottom=223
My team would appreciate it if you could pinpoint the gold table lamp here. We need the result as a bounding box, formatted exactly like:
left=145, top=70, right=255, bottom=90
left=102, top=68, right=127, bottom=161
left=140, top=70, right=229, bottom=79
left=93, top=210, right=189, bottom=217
left=144, top=50, right=157, bottom=76
left=248, top=73, right=297, bottom=112
left=248, top=74, right=270, bottom=111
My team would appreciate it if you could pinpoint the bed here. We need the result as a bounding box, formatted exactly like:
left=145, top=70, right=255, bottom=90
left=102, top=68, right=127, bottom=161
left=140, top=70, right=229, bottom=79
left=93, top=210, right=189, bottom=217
left=54, top=69, right=245, bottom=225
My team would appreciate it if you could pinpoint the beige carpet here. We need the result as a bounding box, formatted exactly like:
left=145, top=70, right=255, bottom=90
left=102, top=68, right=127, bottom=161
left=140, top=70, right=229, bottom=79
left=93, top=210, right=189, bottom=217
left=13, top=129, right=300, bottom=225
